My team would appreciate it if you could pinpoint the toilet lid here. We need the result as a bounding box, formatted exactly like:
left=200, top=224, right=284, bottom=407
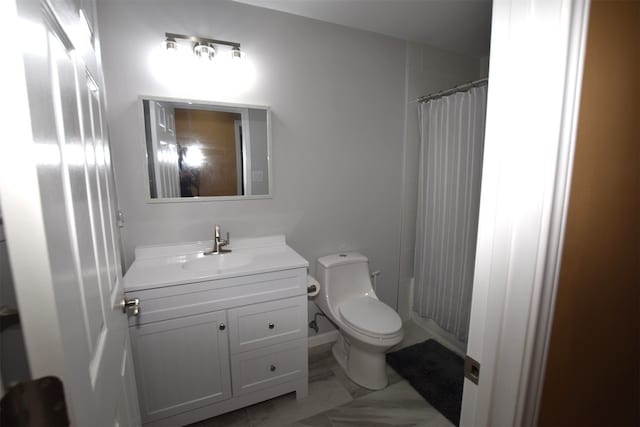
left=339, top=296, right=402, bottom=337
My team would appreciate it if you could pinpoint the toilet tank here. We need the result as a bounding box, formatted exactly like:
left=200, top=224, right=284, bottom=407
left=316, top=252, right=374, bottom=312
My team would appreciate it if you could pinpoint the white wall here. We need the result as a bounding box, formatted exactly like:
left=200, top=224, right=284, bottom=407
left=397, top=42, right=484, bottom=320
left=97, top=0, right=406, bottom=335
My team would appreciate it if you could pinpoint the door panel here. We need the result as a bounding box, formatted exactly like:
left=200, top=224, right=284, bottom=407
left=91, top=88, right=122, bottom=287
left=50, top=28, right=107, bottom=359
left=78, top=68, right=112, bottom=302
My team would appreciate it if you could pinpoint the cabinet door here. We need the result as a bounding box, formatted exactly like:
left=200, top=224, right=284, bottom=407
left=130, top=310, right=231, bottom=423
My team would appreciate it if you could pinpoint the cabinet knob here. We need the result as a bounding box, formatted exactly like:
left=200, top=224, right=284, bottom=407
left=219, top=323, right=226, bottom=331
left=269, top=365, right=276, bottom=372
left=268, top=322, right=275, bottom=329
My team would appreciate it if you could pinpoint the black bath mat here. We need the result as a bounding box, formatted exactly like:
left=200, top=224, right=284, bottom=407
left=386, top=339, right=464, bottom=426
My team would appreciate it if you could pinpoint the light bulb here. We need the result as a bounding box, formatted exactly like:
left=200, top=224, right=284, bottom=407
left=193, top=42, right=215, bottom=60
left=231, top=46, right=243, bottom=60
left=164, top=37, right=178, bottom=53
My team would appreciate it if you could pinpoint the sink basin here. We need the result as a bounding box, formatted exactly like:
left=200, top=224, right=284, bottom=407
left=123, top=235, right=311, bottom=291
left=182, top=253, right=253, bottom=273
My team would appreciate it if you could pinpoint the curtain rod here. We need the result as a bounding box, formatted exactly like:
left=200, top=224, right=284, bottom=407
left=412, top=78, right=488, bottom=104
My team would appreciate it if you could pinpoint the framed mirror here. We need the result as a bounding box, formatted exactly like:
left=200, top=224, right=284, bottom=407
left=140, top=96, right=271, bottom=201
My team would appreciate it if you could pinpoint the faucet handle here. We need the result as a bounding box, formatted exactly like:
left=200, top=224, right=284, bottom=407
left=214, top=224, right=221, bottom=237
left=221, top=231, right=230, bottom=247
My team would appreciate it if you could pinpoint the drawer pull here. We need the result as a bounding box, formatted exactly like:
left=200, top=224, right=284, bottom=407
left=219, top=323, right=226, bottom=331
left=269, top=364, right=276, bottom=372
left=268, top=322, right=275, bottom=329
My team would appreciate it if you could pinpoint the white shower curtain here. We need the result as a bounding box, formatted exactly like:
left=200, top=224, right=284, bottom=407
left=413, top=85, right=487, bottom=342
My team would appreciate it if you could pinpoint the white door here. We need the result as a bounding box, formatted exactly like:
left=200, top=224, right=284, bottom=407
left=0, top=0, right=140, bottom=425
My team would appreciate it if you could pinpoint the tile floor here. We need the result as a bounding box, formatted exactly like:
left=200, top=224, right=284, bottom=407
left=190, top=322, right=456, bottom=427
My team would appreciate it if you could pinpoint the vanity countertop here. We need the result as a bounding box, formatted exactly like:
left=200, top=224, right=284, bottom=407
left=123, top=235, right=308, bottom=292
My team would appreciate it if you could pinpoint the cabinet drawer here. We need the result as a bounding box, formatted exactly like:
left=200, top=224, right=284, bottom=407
left=231, top=339, right=307, bottom=396
left=126, top=268, right=306, bottom=326
left=228, top=296, right=307, bottom=354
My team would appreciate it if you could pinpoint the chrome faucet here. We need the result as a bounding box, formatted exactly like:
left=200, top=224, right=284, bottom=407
left=204, top=224, right=231, bottom=255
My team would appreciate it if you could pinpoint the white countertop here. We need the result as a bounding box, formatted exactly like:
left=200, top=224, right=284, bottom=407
left=123, top=235, right=309, bottom=292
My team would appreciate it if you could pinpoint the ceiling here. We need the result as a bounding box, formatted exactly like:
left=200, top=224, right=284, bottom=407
left=232, top=0, right=492, bottom=58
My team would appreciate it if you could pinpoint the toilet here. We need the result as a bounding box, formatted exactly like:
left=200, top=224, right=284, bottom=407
left=313, top=252, right=404, bottom=390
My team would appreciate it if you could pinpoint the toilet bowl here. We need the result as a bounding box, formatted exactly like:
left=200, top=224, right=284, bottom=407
left=313, top=252, right=403, bottom=390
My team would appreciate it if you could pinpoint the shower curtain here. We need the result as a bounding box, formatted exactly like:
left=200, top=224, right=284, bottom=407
left=413, top=85, right=487, bottom=342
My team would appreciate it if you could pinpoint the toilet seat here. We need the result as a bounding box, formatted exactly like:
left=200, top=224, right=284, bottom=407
left=339, top=296, right=402, bottom=338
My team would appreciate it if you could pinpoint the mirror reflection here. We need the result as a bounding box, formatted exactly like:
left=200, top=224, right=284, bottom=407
left=142, top=98, right=270, bottom=200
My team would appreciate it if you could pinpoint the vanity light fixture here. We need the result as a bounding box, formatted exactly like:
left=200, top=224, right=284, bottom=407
left=164, top=32, right=242, bottom=61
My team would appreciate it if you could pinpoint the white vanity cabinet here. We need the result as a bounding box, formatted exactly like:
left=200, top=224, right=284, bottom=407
left=129, top=310, right=232, bottom=423
left=123, top=237, right=309, bottom=426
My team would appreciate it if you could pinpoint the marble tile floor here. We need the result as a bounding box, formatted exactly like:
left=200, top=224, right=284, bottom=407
left=292, top=381, right=453, bottom=427
left=190, top=321, right=454, bottom=427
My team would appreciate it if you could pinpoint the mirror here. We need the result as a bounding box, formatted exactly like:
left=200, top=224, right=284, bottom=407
left=141, top=97, right=270, bottom=200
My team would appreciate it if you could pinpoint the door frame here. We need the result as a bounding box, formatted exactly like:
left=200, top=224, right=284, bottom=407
left=460, top=0, right=591, bottom=426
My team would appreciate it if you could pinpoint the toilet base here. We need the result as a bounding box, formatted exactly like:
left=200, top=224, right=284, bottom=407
left=332, top=333, right=389, bottom=390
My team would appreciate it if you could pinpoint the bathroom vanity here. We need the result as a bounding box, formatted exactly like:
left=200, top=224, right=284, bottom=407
left=123, top=235, right=309, bottom=426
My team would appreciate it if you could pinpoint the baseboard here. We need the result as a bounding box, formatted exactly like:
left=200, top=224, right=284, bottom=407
left=307, top=330, right=339, bottom=348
